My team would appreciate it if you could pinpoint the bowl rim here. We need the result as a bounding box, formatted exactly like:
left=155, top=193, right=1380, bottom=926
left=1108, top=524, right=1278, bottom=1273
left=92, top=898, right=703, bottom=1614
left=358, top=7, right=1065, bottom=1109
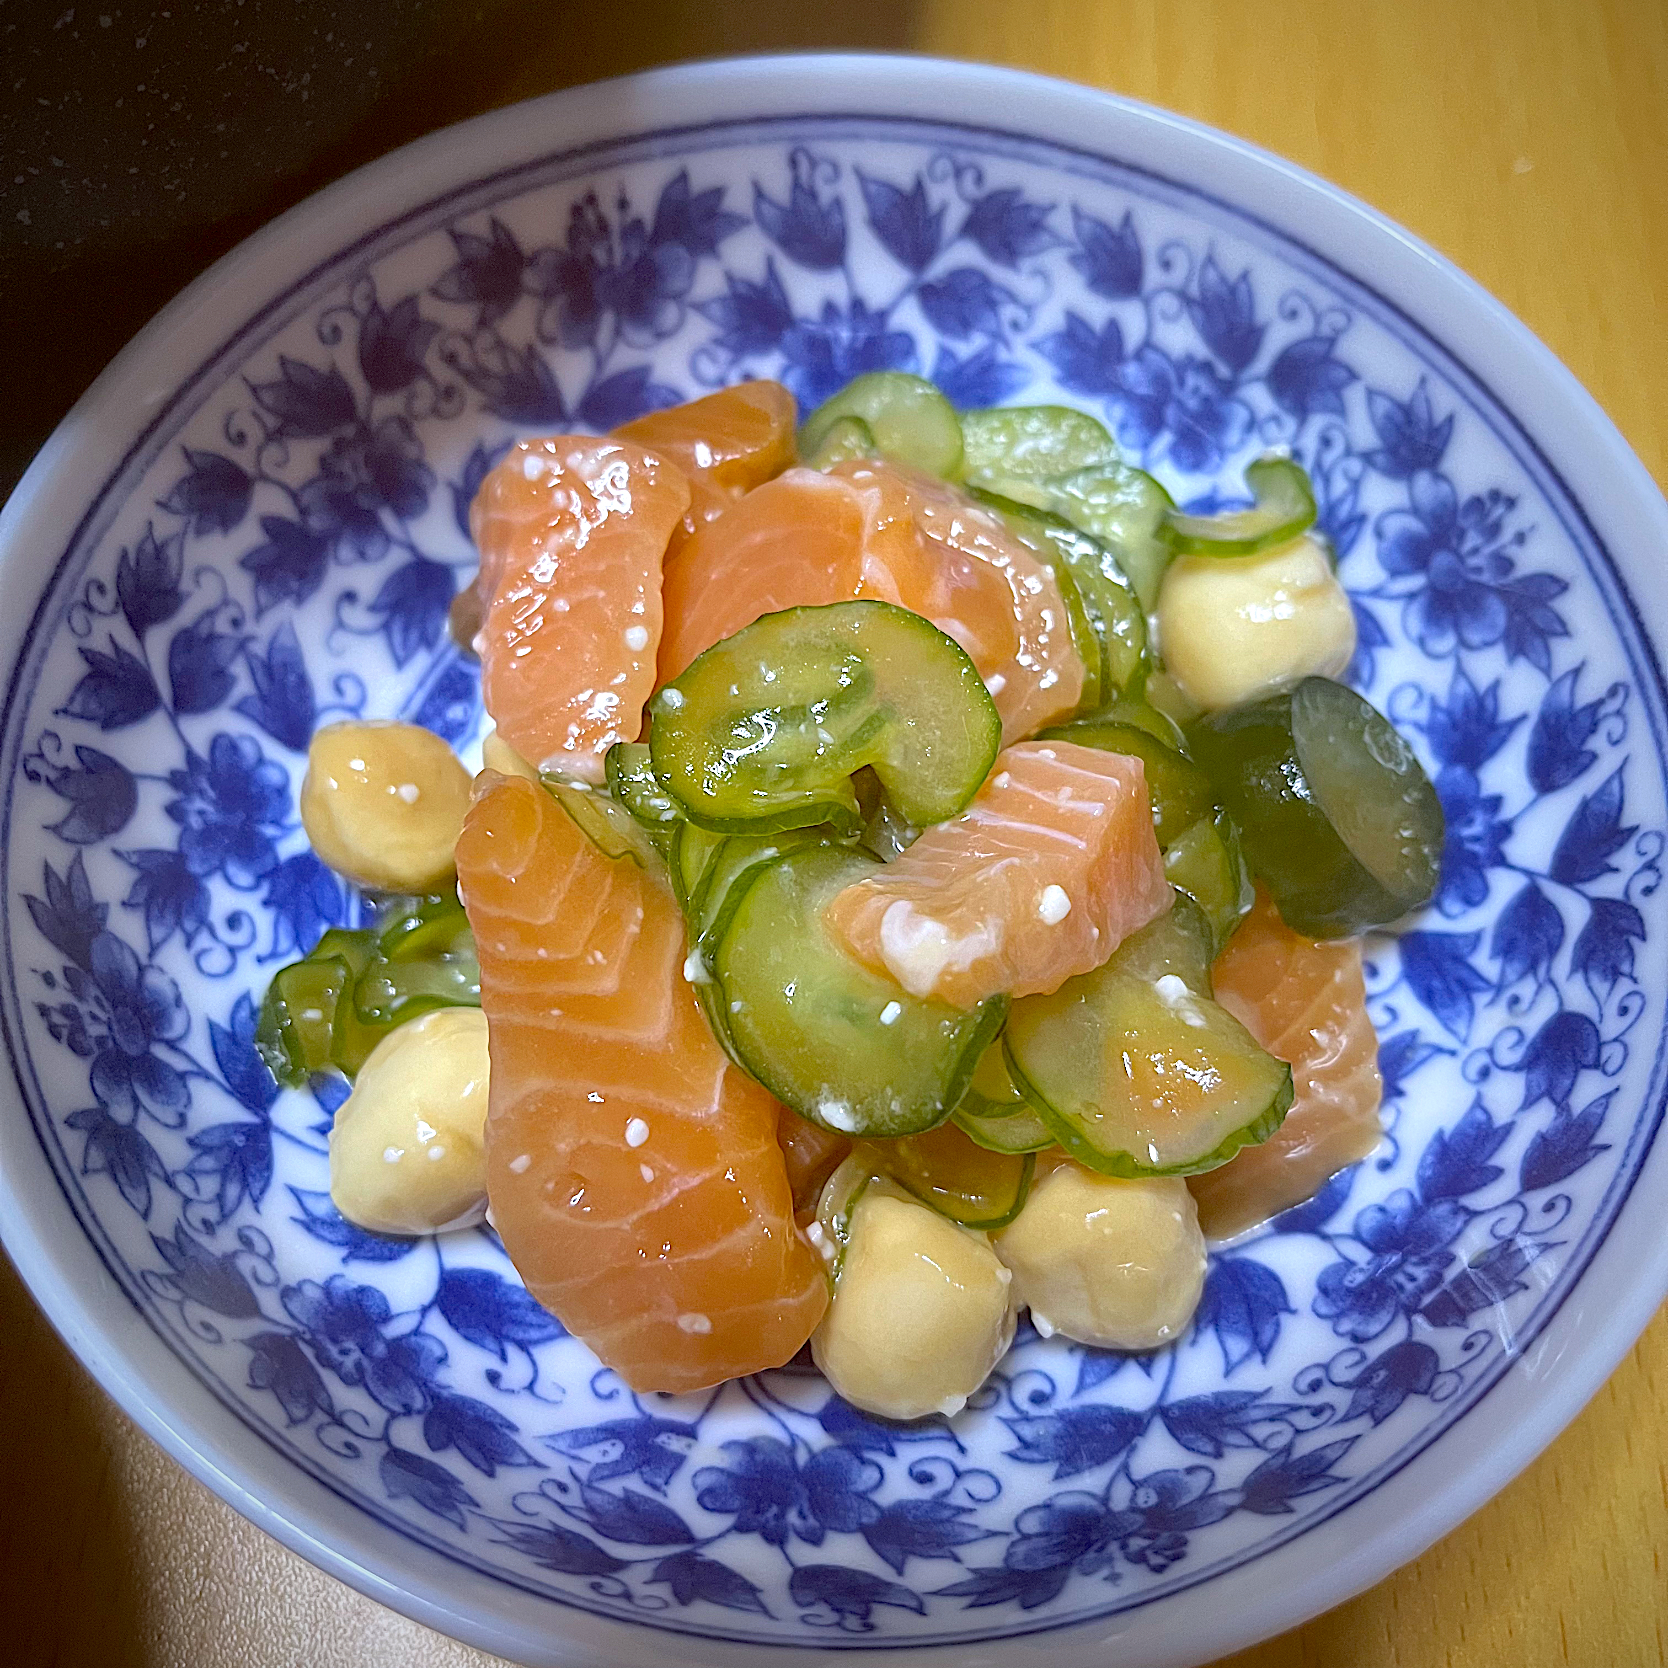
left=2, top=50, right=1666, bottom=1668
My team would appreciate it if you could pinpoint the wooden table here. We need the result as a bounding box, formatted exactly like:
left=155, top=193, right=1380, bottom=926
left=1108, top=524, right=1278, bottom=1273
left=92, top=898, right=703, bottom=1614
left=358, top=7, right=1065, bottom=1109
left=3, top=1, right=1664, bottom=1663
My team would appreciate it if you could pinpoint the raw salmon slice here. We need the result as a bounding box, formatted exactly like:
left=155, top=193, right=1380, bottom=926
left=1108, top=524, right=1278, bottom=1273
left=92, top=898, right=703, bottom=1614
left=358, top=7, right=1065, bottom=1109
left=1189, top=890, right=1384, bottom=1239
left=617, top=380, right=797, bottom=555
left=470, top=436, right=690, bottom=781
left=823, top=740, right=1171, bottom=1008
left=657, top=460, right=1084, bottom=741
left=458, top=773, right=826, bottom=1393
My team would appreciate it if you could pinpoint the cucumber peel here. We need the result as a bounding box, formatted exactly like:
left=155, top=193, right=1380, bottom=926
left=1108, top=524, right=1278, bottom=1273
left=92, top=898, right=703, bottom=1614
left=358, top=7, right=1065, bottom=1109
left=1161, top=456, right=1317, bottom=556
left=649, top=600, right=1001, bottom=835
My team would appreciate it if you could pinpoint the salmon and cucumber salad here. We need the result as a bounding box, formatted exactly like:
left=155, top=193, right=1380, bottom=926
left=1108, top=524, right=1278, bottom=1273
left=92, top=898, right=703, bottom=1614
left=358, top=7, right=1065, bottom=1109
left=253, top=372, right=1444, bottom=1416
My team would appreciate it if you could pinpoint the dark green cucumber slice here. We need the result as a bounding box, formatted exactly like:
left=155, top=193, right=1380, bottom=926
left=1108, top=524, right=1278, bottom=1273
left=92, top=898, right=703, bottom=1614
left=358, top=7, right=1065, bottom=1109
left=800, top=373, right=964, bottom=478
left=1164, top=809, right=1254, bottom=954
left=1161, top=456, right=1317, bottom=555
left=542, top=773, right=665, bottom=872
left=649, top=600, right=1001, bottom=835
left=1040, top=717, right=1215, bottom=848
left=854, top=1122, right=1035, bottom=1230
left=713, top=845, right=1005, bottom=1137
left=606, top=741, right=682, bottom=851
left=952, top=1043, right=1056, bottom=1154
left=1186, top=675, right=1444, bottom=937
left=960, top=405, right=1118, bottom=493
left=1040, top=462, right=1176, bottom=610
left=801, top=414, right=877, bottom=470
left=972, top=489, right=1153, bottom=709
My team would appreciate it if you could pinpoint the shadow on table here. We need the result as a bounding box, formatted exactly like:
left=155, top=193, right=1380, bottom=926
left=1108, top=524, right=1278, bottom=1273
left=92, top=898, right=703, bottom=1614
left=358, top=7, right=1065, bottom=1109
left=0, top=0, right=920, bottom=501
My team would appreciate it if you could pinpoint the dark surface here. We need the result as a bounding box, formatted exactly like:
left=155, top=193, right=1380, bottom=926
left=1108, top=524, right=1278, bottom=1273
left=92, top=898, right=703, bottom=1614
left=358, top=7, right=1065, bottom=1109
left=0, top=0, right=916, bottom=502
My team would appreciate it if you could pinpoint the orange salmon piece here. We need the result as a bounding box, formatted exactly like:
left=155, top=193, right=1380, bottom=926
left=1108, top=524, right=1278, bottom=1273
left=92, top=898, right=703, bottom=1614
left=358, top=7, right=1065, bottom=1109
left=823, top=740, right=1171, bottom=1009
left=1189, top=890, right=1384, bottom=1239
left=659, top=459, right=1084, bottom=741
left=458, top=774, right=827, bottom=1393
left=470, top=436, right=690, bottom=781
left=618, top=380, right=797, bottom=554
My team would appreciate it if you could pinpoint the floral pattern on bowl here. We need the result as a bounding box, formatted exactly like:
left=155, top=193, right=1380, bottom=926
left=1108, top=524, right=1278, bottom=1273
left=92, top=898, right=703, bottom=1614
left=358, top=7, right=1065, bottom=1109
left=3, top=90, right=1665, bottom=1661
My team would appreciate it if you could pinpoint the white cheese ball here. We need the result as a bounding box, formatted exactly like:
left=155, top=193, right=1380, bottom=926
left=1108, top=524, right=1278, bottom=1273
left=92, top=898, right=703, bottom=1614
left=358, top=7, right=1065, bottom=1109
left=995, top=1163, right=1206, bottom=1350
left=329, top=1007, right=491, bottom=1235
left=301, top=720, right=472, bottom=891
left=1157, top=533, right=1356, bottom=712
left=812, top=1190, right=1016, bottom=1420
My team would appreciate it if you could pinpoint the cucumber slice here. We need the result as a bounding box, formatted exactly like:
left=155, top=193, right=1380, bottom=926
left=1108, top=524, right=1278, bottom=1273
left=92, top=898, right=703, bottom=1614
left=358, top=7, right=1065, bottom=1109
left=960, top=405, right=1118, bottom=492
left=255, top=927, right=381, bottom=1086
left=670, top=823, right=724, bottom=912
left=972, top=488, right=1154, bottom=709
left=255, top=954, right=353, bottom=1087
left=320, top=928, right=395, bottom=1078
left=1164, top=809, right=1254, bottom=954
left=380, top=897, right=470, bottom=961
left=542, top=773, right=665, bottom=872
left=353, top=951, right=481, bottom=1026
left=1103, top=891, right=1216, bottom=993
left=1003, top=964, right=1291, bottom=1178
left=606, top=741, right=682, bottom=849
left=1041, top=462, right=1176, bottom=611
left=649, top=600, right=1001, bottom=835
left=854, top=1123, right=1034, bottom=1230
left=1003, top=901, right=1288, bottom=1181
left=1186, top=676, right=1444, bottom=937
left=952, top=1043, right=1056, bottom=1154
left=800, top=373, right=964, bottom=479
left=1161, top=456, right=1317, bottom=556
left=801, top=414, right=877, bottom=470
left=1039, top=717, right=1214, bottom=848
left=713, top=845, right=1005, bottom=1137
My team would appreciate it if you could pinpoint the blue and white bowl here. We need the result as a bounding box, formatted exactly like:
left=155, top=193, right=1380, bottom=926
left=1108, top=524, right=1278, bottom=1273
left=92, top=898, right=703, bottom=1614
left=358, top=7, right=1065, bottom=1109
left=2, top=56, right=1666, bottom=1668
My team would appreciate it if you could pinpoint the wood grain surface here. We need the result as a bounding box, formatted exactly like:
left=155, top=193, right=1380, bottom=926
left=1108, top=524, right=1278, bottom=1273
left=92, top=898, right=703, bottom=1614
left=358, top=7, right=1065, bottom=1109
left=2, top=1, right=1664, bottom=1663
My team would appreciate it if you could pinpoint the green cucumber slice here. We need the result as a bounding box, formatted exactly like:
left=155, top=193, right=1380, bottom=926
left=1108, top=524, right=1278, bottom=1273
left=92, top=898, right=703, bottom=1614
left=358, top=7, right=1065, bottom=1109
left=960, top=405, right=1118, bottom=492
left=854, top=1122, right=1035, bottom=1230
left=671, top=822, right=724, bottom=912
left=649, top=600, right=1001, bottom=835
left=606, top=741, right=682, bottom=850
left=1103, top=891, right=1216, bottom=993
left=952, top=1043, right=1056, bottom=1154
left=542, top=773, right=665, bottom=872
left=972, top=488, right=1156, bottom=709
left=1040, top=462, right=1176, bottom=610
left=1003, top=964, right=1291, bottom=1178
left=801, top=414, right=877, bottom=470
left=1160, top=456, right=1317, bottom=556
left=1002, top=899, right=1288, bottom=1180
left=1186, top=675, right=1444, bottom=937
left=255, top=955, right=353, bottom=1087
left=713, top=845, right=1005, bottom=1137
left=1039, top=717, right=1214, bottom=848
left=353, top=941, right=481, bottom=1026
left=800, top=373, right=964, bottom=479
left=1164, top=809, right=1255, bottom=954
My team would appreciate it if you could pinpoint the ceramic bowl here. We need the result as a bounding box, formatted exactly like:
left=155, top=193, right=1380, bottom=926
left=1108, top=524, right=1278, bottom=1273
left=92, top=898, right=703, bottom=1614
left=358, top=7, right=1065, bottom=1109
left=3, top=55, right=1665, bottom=1668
